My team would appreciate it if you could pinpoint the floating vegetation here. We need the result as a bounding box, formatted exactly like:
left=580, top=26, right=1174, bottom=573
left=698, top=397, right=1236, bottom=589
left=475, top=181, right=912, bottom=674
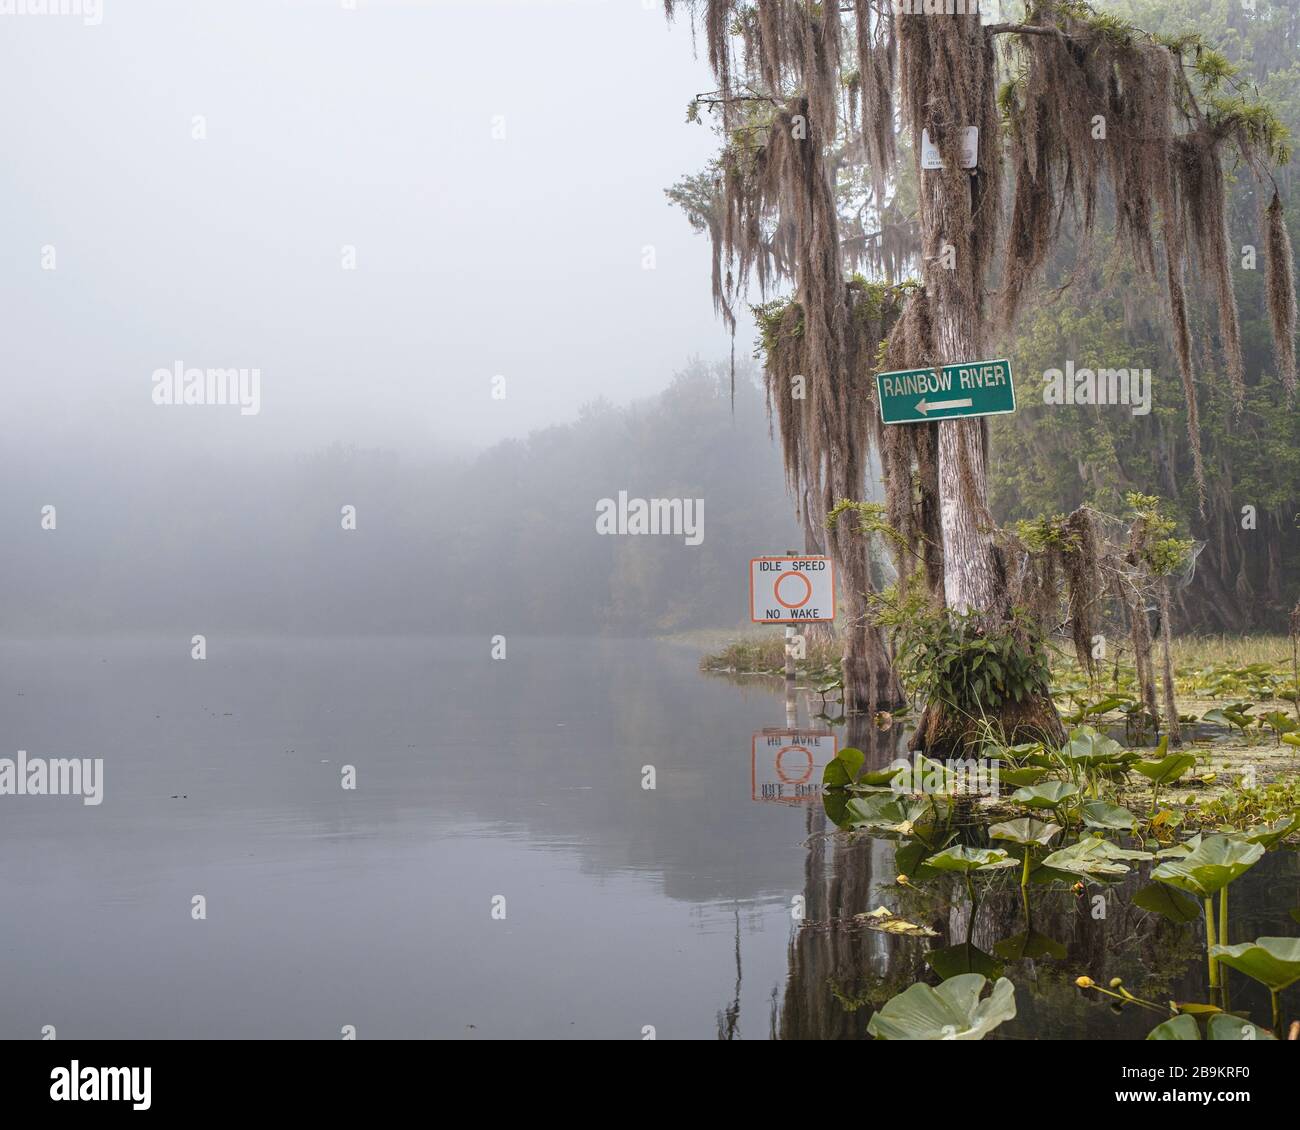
left=814, top=717, right=1300, bottom=1039
left=866, top=974, right=1018, bottom=1041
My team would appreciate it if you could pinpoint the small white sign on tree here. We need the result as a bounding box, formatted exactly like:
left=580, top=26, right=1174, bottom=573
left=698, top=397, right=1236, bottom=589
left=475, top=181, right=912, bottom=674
left=920, top=127, right=978, bottom=170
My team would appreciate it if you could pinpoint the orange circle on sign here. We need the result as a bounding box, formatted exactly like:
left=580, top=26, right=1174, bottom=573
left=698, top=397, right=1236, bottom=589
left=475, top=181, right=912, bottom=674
left=774, top=571, right=813, bottom=609
left=775, top=744, right=814, bottom=785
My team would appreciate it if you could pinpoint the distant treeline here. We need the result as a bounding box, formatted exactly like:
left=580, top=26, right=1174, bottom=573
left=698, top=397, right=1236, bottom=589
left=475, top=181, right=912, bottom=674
left=1, top=361, right=800, bottom=636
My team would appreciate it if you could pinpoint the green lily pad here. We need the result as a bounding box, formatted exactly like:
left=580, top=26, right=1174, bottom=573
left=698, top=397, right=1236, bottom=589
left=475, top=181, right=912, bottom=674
left=1209, top=937, right=1300, bottom=992
left=1206, top=1014, right=1277, bottom=1040
left=1041, top=836, right=1148, bottom=877
left=1151, top=835, right=1265, bottom=898
left=1081, top=800, right=1139, bottom=832
left=999, top=767, right=1049, bottom=788
left=1132, top=752, right=1198, bottom=787
left=867, top=974, right=1017, bottom=1040
left=822, top=747, right=865, bottom=789
left=1154, top=834, right=1202, bottom=859
left=1011, top=780, right=1080, bottom=809
left=1147, top=1013, right=1277, bottom=1040
left=988, top=817, right=1063, bottom=848
left=1062, top=726, right=1126, bottom=764
left=1147, top=1014, right=1200, bottom=1040
left=992, top=929, right=1067, bottom=961
left=823, top=788, right=851, bottom=828
left=1238, top=814, right=1300, bottom=848
left=1134, top=882, right=1203, bottom=924
left=925, top=845, right=1017, bottom=873
left=845, top=794, right=931, bottom=834
left=926, top=943, right=1004, bottom=981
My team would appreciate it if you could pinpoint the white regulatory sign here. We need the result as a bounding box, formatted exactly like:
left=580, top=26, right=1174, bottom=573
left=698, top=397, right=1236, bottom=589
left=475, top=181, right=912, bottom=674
left=752, top=730, right=839, bottom=803
left=749, top=556, right=835, bottom=623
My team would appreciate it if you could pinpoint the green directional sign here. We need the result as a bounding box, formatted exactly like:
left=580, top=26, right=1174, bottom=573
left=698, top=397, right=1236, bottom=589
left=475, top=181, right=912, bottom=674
left=876, top=358, right=1016, bottom=425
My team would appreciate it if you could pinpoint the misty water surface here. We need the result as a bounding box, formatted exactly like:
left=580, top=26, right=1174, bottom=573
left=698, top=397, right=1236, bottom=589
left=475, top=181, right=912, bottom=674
left=1, top=635, right=1294, bottom=1039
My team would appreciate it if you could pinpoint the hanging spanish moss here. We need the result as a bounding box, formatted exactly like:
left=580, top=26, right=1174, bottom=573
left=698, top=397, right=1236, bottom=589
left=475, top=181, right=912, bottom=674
left=993, top=6, right=1296, bottom=504
left=1266, top=191, right=1297, bottom=397
left=852, top=0, right=897, bottom=209
left=664, top=0, right=1295, bottom=732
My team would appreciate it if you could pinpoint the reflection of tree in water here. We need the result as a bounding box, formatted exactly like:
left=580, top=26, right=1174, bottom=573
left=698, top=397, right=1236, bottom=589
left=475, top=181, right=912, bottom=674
left=716, top=906, right=742, bottom=1041
left=774, top=716, right=1246, bottom=1040
left=778, top=720, right=924, bottom=1039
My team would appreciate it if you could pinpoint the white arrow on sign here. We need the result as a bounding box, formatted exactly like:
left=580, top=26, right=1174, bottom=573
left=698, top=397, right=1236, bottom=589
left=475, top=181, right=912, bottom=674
left=915, top=397, right=973, bottom=415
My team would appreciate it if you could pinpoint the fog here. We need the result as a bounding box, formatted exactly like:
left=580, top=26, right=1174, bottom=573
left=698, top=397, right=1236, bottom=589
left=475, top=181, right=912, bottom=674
left=0, top=2, right=790, bottom=633
left=0, top=0, right=738, bottom=461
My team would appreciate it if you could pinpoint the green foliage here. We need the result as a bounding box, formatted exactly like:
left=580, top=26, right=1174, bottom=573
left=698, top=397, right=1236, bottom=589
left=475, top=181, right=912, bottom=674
left=990, top=3, right=1300, bottom=631
left=1210, top=937, right=1300, bottom=992
left=1151, top=834, right=1265, bottom=898
left=1126, top=492, right=1194, bottom=578
left=866, top=974, right=1018, bottom=1041
left=751, top=297, right=802, bottom=363
left=1147, top=1013, right=1277, bottom=1040
left=872, top=599, right=1053, bottom=715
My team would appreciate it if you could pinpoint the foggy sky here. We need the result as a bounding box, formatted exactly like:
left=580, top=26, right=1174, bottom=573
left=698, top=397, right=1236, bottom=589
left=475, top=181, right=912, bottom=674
left=0, top=0, right=739, bottom=461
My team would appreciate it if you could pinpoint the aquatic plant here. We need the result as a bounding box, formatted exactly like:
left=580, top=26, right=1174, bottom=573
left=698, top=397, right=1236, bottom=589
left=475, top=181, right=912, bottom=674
left=1209, top=937, right=1300, bottom=1034
left=866, top=974, right=1017, bottom=1041
left=989, top=817, right=1062, bottom=888
left=1152, top=835, right=1265, bottom=994
left=1132, top=742, right=1197, bottom=814
left=1011, top=780, right=1080, bottom=811
left=1041, top=835, right=1150, bottom=878
left=1147, top=1013, right=1276, bottom=1040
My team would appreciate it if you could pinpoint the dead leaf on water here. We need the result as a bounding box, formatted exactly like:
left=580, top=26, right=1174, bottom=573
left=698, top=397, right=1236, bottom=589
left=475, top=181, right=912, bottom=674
left=854, top=908, right=939, bottom=937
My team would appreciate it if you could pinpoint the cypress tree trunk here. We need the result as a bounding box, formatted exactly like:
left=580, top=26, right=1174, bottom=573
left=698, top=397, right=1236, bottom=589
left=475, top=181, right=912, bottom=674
left=1159, top=578, right=1182, bottom=746
left=903, top=11, right=1063, bottom=754
left=823, top=479, right=905, bottom=716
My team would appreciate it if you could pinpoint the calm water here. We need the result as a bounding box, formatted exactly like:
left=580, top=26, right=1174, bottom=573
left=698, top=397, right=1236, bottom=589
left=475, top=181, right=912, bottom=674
left=1, top=636, right=1295, bottom=1039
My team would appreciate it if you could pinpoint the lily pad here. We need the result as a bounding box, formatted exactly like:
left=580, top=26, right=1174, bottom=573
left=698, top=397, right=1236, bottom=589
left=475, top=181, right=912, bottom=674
left=1209, top=937, right=1300, bottom=992
left=1151, top=835, right=1265, bottom=898
left=1041, top=836, right=1148, bottom=877
left=999, top=767, right=1049, bottom=788
left=1062, top=726, right=1126, bottom=764
left=1206, top=1014, right=1277, bottom=1040
left=822, top=747, right=865, bottom=789
left=926, top=943, right=1004, bottom=981
left=925, top=845, right=1017, bottom=873
left=845, top=794, right=932, bottom=834
left=1147, top=1013, right=1277, bottom=1040
left=1133, top=882, right=1203, bottom=924
left=1238, top=814, right=1300, bottom=848
left=1081, top=800, right=1139, bottom=832
left=867, top=974, right=1017, bottom=1040
left=1132, top=752, right=1198, bottom=787
left=1146, top=1014, right=1200, bottom=1040
left=988, top=817, right=1063, bottom=848
left=1011, top=780, right=1080, bottom=809
left=992, top=929, right=1067, bottom=961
